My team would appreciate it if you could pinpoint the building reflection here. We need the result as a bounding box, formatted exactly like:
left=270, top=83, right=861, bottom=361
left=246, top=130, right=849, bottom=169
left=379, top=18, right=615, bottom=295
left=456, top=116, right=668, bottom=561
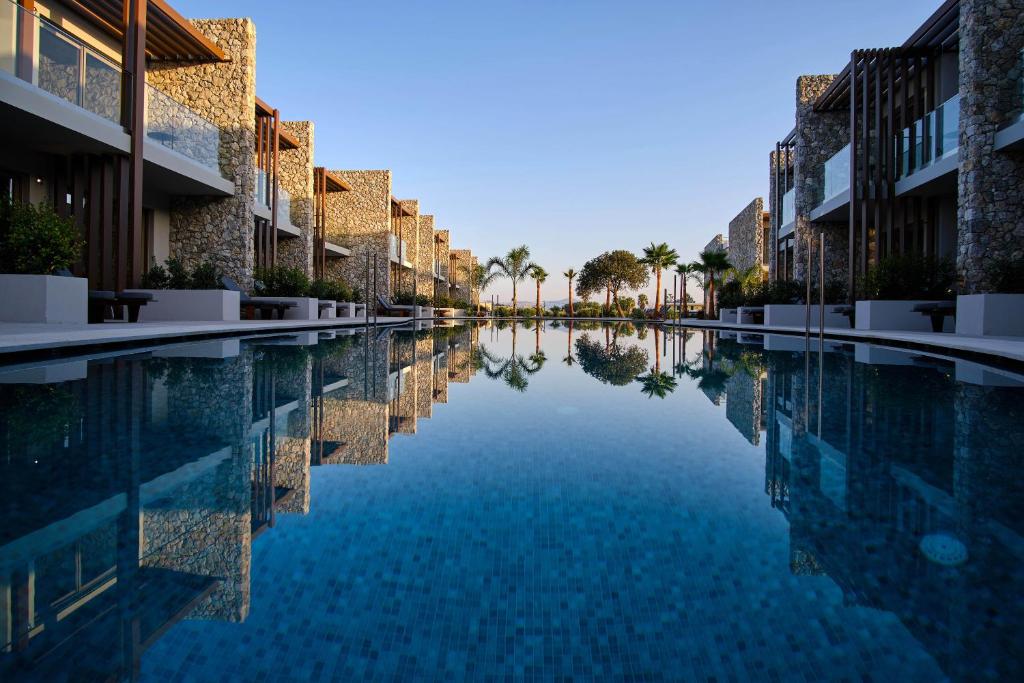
left=0, top=324, right=482, bottom=680
left=698, top=331, right=1024, bottom=682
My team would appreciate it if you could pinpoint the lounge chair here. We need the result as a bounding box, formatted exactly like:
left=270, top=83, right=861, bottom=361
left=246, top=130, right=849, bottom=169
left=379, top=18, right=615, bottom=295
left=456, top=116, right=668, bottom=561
left=317, top=300, right=335, bottom=318
left=222, top=276, right=298, bottom=320
left=376, top=294, right=418, bottom=317
left=912, top=301, right=956, bottom=333
left=336, top=301, right=367, bottom=318
left=56, top=269, right=153, bottom=323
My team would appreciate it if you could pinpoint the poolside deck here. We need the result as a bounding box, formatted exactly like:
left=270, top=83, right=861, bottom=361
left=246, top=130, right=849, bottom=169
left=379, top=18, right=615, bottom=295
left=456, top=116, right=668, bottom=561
left=661, top=318, right=1024, bottom=366
left=0, top=316, right=415, bottom=357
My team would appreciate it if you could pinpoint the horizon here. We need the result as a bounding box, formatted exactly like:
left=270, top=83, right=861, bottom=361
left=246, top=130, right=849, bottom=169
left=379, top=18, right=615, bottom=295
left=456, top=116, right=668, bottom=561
left=176, top=0, right=939, bottom=301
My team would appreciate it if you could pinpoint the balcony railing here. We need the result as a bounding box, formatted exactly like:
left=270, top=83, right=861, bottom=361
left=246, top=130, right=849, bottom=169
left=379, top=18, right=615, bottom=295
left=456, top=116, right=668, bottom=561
left=144, top=84, right=220, bottom=171
left=898, top=93, right=959, bottom=178
left=276, top=185, right=291, bottom=227
left=781, top=188, right=795, bottom=227
left=1, top=0, right=121, bottom=123
left=255, top=168, right=270, bottom=207
left=389, top=234, right=409, bottom=264
left=817, top=143, right=850, bottom=206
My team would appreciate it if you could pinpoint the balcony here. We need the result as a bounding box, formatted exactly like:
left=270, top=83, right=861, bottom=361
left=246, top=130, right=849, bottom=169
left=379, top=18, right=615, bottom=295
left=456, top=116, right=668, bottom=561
left=820, top=143, right=850, bottom=206
left=780, top=188, right=795, bottom=235
left=144, top=84, right=219, bottom=171
left=389, top=234, right=411, bottom=267
left=995, top=48, right=1024, bottom=152
left=898, top=94, right=959, bottom=178
left=0, top=0, right=122, bottom=123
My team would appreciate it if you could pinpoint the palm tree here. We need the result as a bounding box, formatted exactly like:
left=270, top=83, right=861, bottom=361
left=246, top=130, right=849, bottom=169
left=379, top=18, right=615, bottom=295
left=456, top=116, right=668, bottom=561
left=487, top=245, right=536, bottom=317
left=696, top=249, right=733, bottom=320
left=637, top=370, right=678, bottom=399
left=563, top=268, right=577, bottom=317
left=675, top=263, right=701, bottom=319
left=641, top=242, right=679, bottom=317
left=471, top=263, right=499, bottom=317
left=529, top=265, right=548, bottom=318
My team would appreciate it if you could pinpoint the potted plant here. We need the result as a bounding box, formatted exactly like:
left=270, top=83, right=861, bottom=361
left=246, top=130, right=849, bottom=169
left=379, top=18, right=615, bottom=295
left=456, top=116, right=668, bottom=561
left=955, top=257, right=1024, bottom=336
left=0, top=197, right=87, bottom=324
left=763, top=280, right=848, bottom=328
left=127, top=257, right=240, bottom=321
left=855, top=255, right=956, bottom=332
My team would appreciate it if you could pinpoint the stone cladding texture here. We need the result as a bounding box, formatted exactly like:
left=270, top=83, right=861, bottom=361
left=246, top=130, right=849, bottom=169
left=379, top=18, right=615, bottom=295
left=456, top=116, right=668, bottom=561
left=415, top=337, right=434, bottom=418
left=451, top=249, right=473, bottom=306
left=277, top=121, right=315, bottom=275
left=434, top=228, right=450, bottom=295
left=793, top=74, right=849, bottom=287
left=147, top=19, right=257, bottom=289
left=322, top=399, right=388, bottom=464
left=327, top=170, right=391, bottom=297
left=957, top=0, right=1024, bottom=291
left=728, top=198, right=765, bottom=274
left=726, top=370, right=763, bottom=446
left=767, top=149, right=790, bottom=280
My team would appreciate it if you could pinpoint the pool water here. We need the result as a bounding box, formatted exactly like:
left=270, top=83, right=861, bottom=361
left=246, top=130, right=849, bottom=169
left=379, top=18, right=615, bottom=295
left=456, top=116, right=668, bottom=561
left=0, top=322, right=1021, bottom=681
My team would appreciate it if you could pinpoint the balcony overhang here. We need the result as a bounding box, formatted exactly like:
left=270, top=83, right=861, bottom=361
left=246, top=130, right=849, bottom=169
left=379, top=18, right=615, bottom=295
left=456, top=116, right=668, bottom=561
left=894, top=153, right=957, bottom=197
left=809, top=189, right=850, bottom=223
left=255, top=97, right=300, bottom=150
left=325, top=241, right=350, bottom=258
left=64, top=0, right=227, bottom=61
left=323, top=170, right=351, bottom=192
left=995, top=117, right=1024, bottom=152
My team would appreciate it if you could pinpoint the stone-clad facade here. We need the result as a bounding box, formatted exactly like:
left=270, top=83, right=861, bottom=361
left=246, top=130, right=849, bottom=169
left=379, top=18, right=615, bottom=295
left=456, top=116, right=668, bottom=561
left=147, top=19, right=258, bottom=289
left=328, top=170, right=392, bottom=298
left=406, top=201, right=433, bottom=298
left=957, top=0, right=1024, bottom=292
left=728, top=198, right=766, bottom=275
left=451, top=248, right=473, bottom=306
left=434, top=228, right=450, bottom=297
left=415, top=336, right=434, bottom=418
left=767, top=149, right=790, bottom=280
left=278, top=121, right=315, bottom=274
left=792, top=74, right=849, bottom=286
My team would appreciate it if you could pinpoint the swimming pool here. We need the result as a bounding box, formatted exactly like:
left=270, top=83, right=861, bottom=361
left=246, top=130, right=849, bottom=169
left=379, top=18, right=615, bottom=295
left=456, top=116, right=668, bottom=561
left=0, top=322, right=1020, bottom=681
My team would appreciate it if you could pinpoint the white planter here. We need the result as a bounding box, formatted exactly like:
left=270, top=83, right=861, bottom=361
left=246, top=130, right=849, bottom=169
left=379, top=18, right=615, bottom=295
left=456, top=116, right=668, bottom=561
left=955, top=294, right=1024, bottom=337
left=855, top=300, right=953, bottom=332
left=764, top=304, right=848, bottom=329
left=736, top=307, right=764, bottom=325
left=0, top=274, right=88, bottom=324
left=419, top=306, right=434, bottom=319
left=124, top=289, right=240, bottom=322
left=719, top=309, right=737, bottom=323
left=275, top=297, right=319, bottom=321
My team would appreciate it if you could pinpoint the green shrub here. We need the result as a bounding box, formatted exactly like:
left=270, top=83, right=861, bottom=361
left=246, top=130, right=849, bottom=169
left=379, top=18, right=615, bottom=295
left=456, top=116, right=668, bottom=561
left=141, top=258, right=221, bottom=289
left=191, top=260, right=221, bottom=289
left=717, top=280, right=745, bottom=309
left=985, top=256, right=1024, bottom=294
left=141, top=262, right=171, bottom=289
left=861, top=254, right=955, bottom=300
left=0, top=197, right=83, bottom=274
left=167, top=258, right=192, bottom=289
left=308, top=279, right=353, bottom=302
left=254, top=265, right=310, bottom=297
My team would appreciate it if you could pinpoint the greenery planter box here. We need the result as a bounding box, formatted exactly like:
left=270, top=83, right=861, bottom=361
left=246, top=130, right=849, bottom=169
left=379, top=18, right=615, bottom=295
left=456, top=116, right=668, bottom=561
left=854, top=300, right=953, bottom=332
left=0, top=274, right=87, bottom=324
left=719, top=308, right=737, bottom=323
left=125, top=289, right=240, bottom=322
left=736, top=307, right=764, bottom=325
left=419, top=306, right=434, bottom=318
left=764, top=304, right=847, bottom=329
left=955, top=294, right=1024, bottom=337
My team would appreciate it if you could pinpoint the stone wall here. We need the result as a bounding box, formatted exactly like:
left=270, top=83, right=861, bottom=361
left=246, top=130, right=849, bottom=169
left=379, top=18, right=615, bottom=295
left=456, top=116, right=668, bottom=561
left=147, top=19, right=257, bottom=289
left=406, top=201, right=434, bottom=298
left=415, top=336, right=434, bottom=418
left=793, top=74, right=849, bottom=287
left=327, top=170, right=392, bottom=298
left=470, top=255, right=480, bottom=307
left=725, top=370, right=763, bottom=445
left=728, top=198, right=766, bottom=274
left=278, top=121, right=314, bottom=275
left=451, top=248, right=473, bottom=305
left=767, top=149, right=790, bottom=281
left=321, top=398, right=389, bottom=464
left=957, top=0, right=1024, bottom=292
left=421, top=215, right=437, bottom=295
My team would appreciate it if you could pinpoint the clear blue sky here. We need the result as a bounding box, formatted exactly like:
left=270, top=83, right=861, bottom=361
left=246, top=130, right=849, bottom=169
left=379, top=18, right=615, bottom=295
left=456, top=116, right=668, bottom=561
left=179, top=0, right=938, bottom=302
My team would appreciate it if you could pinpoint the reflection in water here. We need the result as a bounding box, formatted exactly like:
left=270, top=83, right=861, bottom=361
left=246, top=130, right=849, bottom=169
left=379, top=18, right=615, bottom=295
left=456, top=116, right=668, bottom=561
left=0, top=322, right=1021, bottom=680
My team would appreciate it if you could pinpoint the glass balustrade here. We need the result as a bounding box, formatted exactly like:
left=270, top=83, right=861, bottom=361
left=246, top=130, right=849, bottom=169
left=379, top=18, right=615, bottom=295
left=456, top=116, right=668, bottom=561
left=276, top=185, right=291, bottom=227
left=254, top=168, right=270, bottom=207
left=818, top=143, right=850, bottom=206
left=781, top=188, right=795, bottom=228
left=899, top=94, right=960, bottom=178
left=0, top=0, right=121, bottom=123
left=389, top=234, right=399, bottom=262
left=144, top=84, right=220, bottom=171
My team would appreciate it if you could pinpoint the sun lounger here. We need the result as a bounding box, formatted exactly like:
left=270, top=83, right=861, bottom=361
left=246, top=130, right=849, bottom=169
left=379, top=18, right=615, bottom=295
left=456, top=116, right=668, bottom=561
left=912, top=301, right=956, bottom=333
left=222, top=276, right=298, bottom=320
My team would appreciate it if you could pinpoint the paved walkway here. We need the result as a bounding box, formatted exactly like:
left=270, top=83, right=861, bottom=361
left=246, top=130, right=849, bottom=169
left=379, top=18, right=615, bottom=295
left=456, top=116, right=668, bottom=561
left=662, top=318, right=1024, bottom=365
left=0, top=316, right=416, bottom=357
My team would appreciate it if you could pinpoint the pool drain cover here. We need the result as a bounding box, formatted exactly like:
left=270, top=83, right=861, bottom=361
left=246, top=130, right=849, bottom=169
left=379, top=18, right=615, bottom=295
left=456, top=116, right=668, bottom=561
left=919, top=533, right=968, bottom=566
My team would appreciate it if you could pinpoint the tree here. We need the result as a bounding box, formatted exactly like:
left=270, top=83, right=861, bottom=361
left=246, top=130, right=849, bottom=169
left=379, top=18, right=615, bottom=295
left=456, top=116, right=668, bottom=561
left=470, top=263, right=499, bottom=317
left=637, top=293, right=649, bottom=314
left=530, top=265, right=548, bottom=318
left=574, top=334, right=649, bottom=386
left=576, top=251, right=648, bottom=318
left=563, top=268, right=577, bottom=317
left=675, top=262, right=701, bottom=319
left=487, top=245, right=536, bottom=317
left=695, top=249, right=733, bottom=319
left=637, top=371, right=678, bottom=399
left=640, top=242, right=679, bottom=317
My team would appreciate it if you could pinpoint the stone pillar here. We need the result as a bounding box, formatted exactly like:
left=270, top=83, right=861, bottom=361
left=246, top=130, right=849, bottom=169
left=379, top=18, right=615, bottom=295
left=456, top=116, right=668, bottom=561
left=728, top=198, right=766, bottom=274
left=147, top=19, right=257, bottom=289
left=419, top=214, right=436, bottom=298
left=328, top=170, right=392, bottom=299
left=451, top=248, right=473, bottom=306
left=415, top=336, right=433, bottom=418
left=793, top=74, right=849, bottom=287
left=957, top=0, right=1024, bottom=292
left=470, top=255, right=480, bottom=308
left=274, top=355, right=312, bottom=514
left=768, top=150, right=781, bottom=280
left=278, top=121, right=314, bottom=275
